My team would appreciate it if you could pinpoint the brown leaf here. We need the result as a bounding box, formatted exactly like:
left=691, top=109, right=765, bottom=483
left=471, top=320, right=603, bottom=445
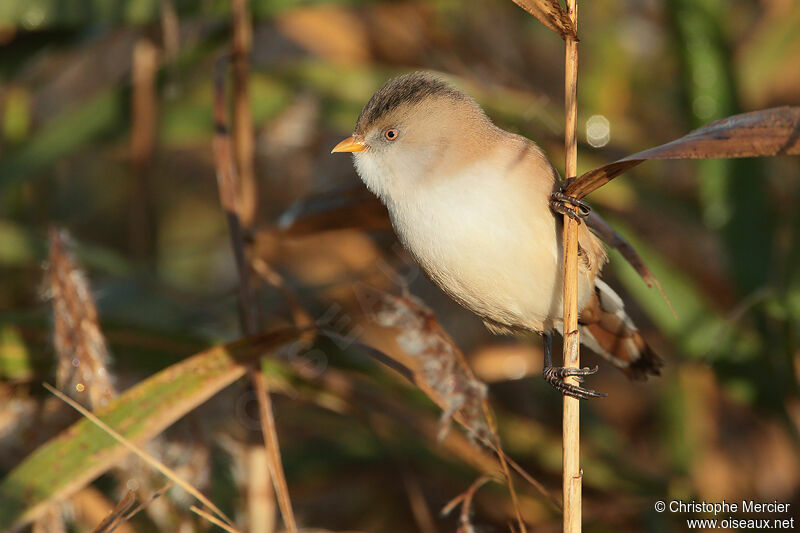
left=277, top=187, right=391, bottom=237
left=586, top=212, right=675, bottom=317
left=567, top=106, right=800, bottom=199
left=510, top=0, right=577, bottom=39
left=586, top=212, right=651, bottom=286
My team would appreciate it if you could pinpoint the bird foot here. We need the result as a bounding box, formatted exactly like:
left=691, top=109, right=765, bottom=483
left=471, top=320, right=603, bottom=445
left=543, top=365, right=607, bottom=400
left=550, top=190, right=590, bottom=222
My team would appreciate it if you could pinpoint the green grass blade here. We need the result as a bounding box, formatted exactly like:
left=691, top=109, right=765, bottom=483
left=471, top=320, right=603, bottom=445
left=0, top=328, right=297, bottom=530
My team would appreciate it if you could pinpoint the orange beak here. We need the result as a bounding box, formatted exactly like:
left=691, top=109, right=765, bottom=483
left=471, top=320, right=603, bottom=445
left=331, top=135, right=367, bottom=153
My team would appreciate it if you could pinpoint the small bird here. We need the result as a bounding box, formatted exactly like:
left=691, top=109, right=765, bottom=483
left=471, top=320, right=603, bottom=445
left=332, top=72, right=661, bottom=398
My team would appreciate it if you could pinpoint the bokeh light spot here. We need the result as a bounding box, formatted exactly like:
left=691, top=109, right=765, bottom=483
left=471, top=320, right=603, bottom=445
left=586, top=115, right=610, bottom=148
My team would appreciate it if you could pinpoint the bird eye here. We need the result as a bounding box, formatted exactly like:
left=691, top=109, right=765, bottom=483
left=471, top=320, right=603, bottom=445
left=384, top=128, right=399, bottom=141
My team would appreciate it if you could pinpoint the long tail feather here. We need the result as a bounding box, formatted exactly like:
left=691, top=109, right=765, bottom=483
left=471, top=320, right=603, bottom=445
left=578, top=279, right=663, bottom=380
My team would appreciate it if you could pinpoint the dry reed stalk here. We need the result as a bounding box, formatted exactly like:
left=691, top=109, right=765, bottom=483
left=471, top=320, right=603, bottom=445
left=91, top=490, right=136, bottom=533
left=47, top=229, right=116, bottom=410
left=213, top=58, right=260, bottom=334
left=130, top=38, right=159, bottom=261
left=402, top=475, right=438, bottom=533
left=441, top=475, right=491, bottom=533
left=213, top=57, right=298, bottom=533
left=159, top=0, right=180, bottom=64
left=123, top=483, right=173, bottom=522
left=130, top=39, right=158, bottom=171
left=561, top=0, right=582, bottom=531
left=249, top=250, right=316, bottom=533
left=190, top=505, right=244, bottom=533
left=231, top=0, right=257, bottom=227
left=70, top=487, right=137, bottom=533
left=480, top=399, right=526, bottom=532
left=247, top=445, right=277, bottom=533
left=252, top=371, right=297, bottom=533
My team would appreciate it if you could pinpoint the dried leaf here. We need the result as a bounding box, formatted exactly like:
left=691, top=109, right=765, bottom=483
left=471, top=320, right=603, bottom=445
left=567, top=106, right=800, bottom=199
left=586, top=212, right=651, bottom=285
left=586, top=212, right=675, bottom=317
left=510, top=0, right=577, bottom=39
left=277, top=187, right=391, bottom=237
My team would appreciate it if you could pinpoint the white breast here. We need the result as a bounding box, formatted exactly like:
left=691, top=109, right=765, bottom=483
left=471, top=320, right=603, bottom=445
left=386, top=160, right=565, bottom=332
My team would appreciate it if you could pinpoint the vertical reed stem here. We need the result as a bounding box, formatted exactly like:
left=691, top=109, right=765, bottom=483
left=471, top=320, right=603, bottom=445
left=213, top=57, right=298, bottom=533
left=562, top=1, right=581, bottom=532
left=231, top=0, right=257, bottom=227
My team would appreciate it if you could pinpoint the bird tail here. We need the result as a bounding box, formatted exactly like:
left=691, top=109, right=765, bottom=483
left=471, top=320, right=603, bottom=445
left=578, top=279, right=663, bottom=380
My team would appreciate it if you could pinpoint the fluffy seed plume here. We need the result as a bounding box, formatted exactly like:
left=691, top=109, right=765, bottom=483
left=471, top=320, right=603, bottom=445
left=46, top=228, right=116, bottom=409
left=358, top=286, right=489, bottom=441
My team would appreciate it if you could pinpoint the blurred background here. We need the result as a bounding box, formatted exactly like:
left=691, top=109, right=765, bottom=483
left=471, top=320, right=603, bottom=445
left=1, top=0, right=799, bottom=531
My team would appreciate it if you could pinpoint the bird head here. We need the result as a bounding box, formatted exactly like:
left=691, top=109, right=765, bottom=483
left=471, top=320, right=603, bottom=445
left=332, top=72, right=493, bottom=202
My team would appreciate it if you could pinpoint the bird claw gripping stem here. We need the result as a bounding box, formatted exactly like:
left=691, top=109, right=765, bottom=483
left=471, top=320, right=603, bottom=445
left=550, top=190, right=591, bottom=222
left=543, top=365, right=607, bottom=400
left=542, top=331, right=606, bottom=400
